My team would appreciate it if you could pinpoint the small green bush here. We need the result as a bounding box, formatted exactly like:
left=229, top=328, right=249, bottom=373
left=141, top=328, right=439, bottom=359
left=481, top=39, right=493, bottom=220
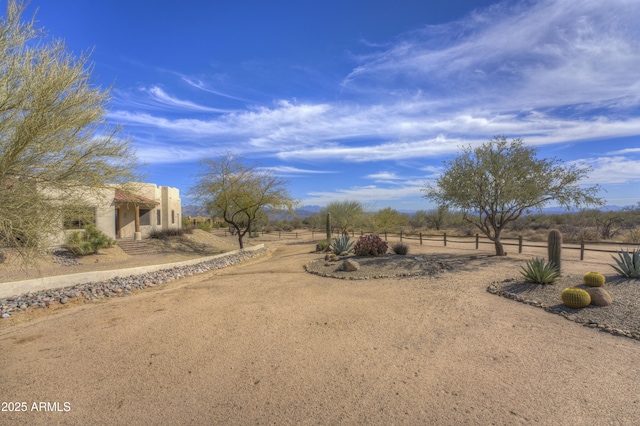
left=330, top=235, right=354, bottom=255
left=66, top=224, right=116, bottom=255
left=610, top=248, right=640, bottom=278
left=519, top=257, right=560, bottom=284
left=354, top=234, right=388, bottom=256
left=198, top=221, right=213, bottom=232
left=391, top=242, right=409, bottom=255
left=316, top=239, right=331, bottom=252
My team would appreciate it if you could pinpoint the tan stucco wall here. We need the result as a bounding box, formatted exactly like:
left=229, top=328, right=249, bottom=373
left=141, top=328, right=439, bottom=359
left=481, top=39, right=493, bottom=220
left=48, top=183, right=182, bottom=245
left=116, top=183, right=181, bottom=239
left=49, top=187, right=116, bottom=246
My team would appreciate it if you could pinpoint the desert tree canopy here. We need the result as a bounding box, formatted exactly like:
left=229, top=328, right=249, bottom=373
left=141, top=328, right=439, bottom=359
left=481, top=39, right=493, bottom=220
left=422, top=136, right=603, bottom=255
left=191, top=153, right=297, bottom=249
left=321, top=200, right=365, bottom=235
left=0, top=1, right=138, bottom=263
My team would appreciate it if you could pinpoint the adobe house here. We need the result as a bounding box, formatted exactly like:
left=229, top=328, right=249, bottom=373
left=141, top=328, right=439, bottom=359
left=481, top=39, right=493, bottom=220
left=58, top=183, right=181, bottom=243
left=114, top=184, right=182, bottom=240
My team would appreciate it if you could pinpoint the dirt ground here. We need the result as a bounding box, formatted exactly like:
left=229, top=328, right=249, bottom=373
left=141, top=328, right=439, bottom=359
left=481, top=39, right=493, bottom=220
left=1, top=235, right=639, bottom=425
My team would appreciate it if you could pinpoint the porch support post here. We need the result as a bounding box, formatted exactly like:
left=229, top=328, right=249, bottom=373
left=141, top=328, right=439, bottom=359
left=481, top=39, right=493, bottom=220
left=134, top=205, right=142, bottom=240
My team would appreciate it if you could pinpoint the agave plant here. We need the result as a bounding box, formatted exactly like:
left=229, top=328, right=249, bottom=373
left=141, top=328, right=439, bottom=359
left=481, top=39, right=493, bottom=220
left=330, top=234, right=354, bottom=255
left=610, top=248, right=640, bottom=278
left=519, top=257, right=560, bottom=284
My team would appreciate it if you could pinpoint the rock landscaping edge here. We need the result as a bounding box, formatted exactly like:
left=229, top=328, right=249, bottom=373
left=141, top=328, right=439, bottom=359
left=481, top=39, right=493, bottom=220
left=486, top=282, right=640, bottom=342
left=0, top=247, right=266, bottom=320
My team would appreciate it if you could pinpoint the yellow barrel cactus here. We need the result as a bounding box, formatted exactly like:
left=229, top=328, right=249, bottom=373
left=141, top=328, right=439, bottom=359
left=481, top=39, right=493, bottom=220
left=561, top=287, right=591, bottom=309
left=583, top=271, right=605, bottom=287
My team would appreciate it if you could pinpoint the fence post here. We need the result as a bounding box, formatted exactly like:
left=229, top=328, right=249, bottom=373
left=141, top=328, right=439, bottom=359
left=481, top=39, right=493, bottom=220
left=279, top=231, right=281, bottom=239
left=361, top=230, right=364, bottom=236
left=384, top=231, right=387, bottom=241
left=312, top=230, right=314, bottom=238
left=476, top=233, right=479, bottom=249
left=400, top=231, right=403, bottom=242
left=296, top=232, right=298, bottom=239
left=580, top=238, right=585, bottom=261
left=419, top=232, right=423, bottom=245
left=518, top=235, right=523, bottom=254
left=444, top=232, right=447, bottom=247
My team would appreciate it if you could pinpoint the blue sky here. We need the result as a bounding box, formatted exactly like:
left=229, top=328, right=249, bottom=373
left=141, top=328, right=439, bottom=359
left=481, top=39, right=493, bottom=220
left=23, top=0, right=640, bottom=210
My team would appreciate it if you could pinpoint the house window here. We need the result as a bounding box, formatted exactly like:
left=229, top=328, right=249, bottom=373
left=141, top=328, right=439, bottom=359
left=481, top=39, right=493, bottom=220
left=172, top=210, right=175, bottom=224
left=157, top=210, right=161, bottom=225
left=140, top=209, right=151, bottom=226
left=63, top=207, right=96, bottom=229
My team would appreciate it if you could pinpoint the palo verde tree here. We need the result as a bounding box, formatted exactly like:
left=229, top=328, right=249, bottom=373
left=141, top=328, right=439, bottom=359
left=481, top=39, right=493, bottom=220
left=192, top=153, right=296, bottom=249
left=321, top=200, right=365, bottom=235
left=0, top=1, right=138, bottom=263
left=422, top=136, right=603, bottom=256
left=370, top=207, right=407, bottom=234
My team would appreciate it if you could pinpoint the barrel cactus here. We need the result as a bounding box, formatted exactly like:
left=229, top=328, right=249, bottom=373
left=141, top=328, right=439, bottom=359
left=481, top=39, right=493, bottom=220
left=561, top=287, right=591, bottom=309
left=583, top=271, right=605, bottom=287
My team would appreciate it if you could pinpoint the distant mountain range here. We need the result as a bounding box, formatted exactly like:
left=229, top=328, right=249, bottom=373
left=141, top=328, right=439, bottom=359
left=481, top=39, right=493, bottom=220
left=182, top=204, right=635, bottom=219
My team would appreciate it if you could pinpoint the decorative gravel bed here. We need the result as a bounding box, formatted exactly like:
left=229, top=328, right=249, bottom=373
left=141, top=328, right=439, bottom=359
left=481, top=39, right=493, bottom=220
left=488, top=274, right=640, bottom=341
left=304, top=253, right=497, bottom=280
left=0, top=247, right=266, bottom=319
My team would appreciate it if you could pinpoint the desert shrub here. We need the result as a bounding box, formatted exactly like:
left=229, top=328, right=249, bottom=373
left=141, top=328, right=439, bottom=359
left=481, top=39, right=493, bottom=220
left=66, top=224, right=116, bottom=255
left=198, top=221, right=213, bottom=232
left=610, top=248, right=640, bottom=278
left=330, top=235, right=354, bottom=255
left=354, top=234, right=388, bottom=256
left=316, top=239, right=331, bottom=252
left=149, top=228, right=185, bottom=240
left=519, top=257, right=560, bottom=284
left=391, top=242, right=409, bottom=255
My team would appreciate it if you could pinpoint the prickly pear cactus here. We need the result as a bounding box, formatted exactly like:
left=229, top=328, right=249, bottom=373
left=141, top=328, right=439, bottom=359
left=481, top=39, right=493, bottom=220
left=561, top=287, right=591, bottom=309
left=583, top=271, right=605, bottom=287
left=548, top=229, right=562, bottom=273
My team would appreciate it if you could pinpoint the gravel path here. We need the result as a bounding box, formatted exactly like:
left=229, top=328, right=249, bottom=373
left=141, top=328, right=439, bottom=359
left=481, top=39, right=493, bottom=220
left=0, top=248, right=265, bottom=320
left=1, top=240, right=639, bottom=425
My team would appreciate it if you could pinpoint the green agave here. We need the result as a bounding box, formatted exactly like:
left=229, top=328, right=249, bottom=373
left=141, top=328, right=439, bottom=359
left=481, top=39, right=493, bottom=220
left=610, top=248, right=640, bottom=279
left=519, top=257, right=560, bottom=284
left=330, top=234, right=354, bottom=255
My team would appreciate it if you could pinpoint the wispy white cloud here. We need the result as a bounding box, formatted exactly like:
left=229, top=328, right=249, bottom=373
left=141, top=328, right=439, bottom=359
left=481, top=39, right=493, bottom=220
left=260, top=166, right=336, bottom=175
left=606, top=148, right=640, bottom=155
left=302, top=183, right=424, bottom=207
left=110, top=0, right=640, bottom=184
left=143, top=86, right=230, bottom=112
left=344, top=0, right=640, bottom=112
left=571, top=156, right=640, bottom=185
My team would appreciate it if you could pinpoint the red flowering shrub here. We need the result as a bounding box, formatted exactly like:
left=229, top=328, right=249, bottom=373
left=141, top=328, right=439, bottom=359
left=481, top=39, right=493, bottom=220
left=354, top=234, right=388, bottom=256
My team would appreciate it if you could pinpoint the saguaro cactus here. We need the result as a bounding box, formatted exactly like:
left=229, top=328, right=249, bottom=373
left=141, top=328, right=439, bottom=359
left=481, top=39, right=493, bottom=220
left=326, top=213, right=331, bottom=241
left=548, top=229, right=562, bottom=273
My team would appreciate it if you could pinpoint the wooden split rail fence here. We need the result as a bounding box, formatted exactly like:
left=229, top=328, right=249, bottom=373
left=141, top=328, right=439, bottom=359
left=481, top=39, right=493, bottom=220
left=213, top=229, right=639, bottom=261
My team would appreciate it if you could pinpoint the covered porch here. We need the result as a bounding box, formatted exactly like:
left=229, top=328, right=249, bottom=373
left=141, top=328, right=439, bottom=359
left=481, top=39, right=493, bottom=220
left=114, top=190, right=160, bottom=240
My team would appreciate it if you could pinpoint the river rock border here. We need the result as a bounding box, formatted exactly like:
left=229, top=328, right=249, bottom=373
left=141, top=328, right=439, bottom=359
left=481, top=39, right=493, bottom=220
left=0, top=247, right=266, bottom=320
left=486, top=282, right=640, bottom=342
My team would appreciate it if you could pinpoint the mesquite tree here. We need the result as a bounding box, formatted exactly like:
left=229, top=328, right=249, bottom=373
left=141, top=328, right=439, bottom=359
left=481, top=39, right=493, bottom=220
left=422, top=136, right=603, bottom=256
left=192, top=153, right=296, bottom=249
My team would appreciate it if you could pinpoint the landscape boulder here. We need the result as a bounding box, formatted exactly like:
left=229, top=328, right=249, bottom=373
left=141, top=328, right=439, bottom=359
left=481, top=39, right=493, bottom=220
left=343, top=259, right=360, bottom=272
left=578, top=285, right=613, bottom=306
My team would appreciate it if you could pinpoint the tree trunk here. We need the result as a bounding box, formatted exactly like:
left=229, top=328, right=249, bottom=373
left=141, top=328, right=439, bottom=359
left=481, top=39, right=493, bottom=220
left=494, top=239, right=505, bottom=256
left=238, top=234, right=244, bottom=249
